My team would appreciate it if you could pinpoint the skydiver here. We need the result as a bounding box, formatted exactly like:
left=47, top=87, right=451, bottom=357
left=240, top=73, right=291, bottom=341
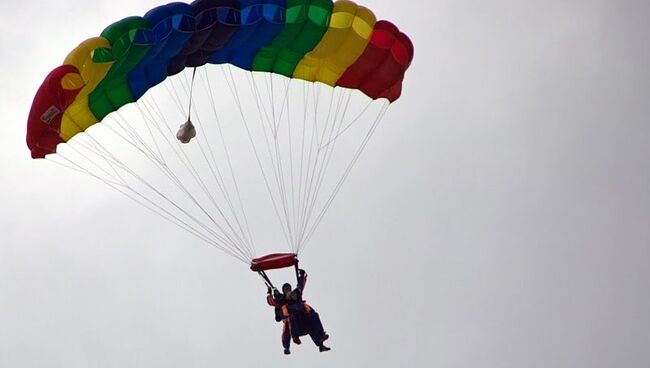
left=268, top=269, right=330, bottom=353
left=284, top=290, right=330, bottom=352
left=266, top=283, right=293, bottom=354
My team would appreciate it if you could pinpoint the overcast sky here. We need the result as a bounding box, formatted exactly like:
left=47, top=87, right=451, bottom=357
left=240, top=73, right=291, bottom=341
left=1, top=0, right=650, bottom=367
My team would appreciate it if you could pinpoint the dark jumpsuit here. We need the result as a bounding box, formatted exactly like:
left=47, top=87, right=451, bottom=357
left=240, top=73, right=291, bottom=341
left=269, top=273, right=327, bottom=348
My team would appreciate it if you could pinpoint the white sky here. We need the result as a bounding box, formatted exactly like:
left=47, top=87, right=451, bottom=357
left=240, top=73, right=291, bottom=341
left=1, top=0, right=650, bottom=367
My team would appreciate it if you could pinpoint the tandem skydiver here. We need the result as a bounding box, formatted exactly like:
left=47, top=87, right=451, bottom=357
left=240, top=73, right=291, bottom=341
left=266, top=269, right=330, bottom=354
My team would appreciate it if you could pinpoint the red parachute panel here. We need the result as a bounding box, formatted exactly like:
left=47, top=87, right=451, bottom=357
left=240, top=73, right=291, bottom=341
left=27, top=65, right=84, bottom=158
left=336, top=20, right=414, bottom=102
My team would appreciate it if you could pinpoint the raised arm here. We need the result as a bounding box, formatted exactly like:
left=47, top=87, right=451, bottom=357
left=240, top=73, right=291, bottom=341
left=297, top=269, right=308, bottom=294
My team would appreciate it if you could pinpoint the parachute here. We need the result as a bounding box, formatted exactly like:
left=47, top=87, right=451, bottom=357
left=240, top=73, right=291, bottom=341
left=27, top=0, right=414, bottom=265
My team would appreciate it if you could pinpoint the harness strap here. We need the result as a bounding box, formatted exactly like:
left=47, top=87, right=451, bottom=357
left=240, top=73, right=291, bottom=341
left=258, top=270, right=274, bottom=289
left=256, top=258, right=301, bottom=290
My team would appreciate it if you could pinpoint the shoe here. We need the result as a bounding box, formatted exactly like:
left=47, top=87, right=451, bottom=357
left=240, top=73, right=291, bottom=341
left=284, top=349, right=291, bottom=355
left=321, top=333, right=329, bottom=343
left=292, top=337, right=302, bottom=344
left=319, top=345, right=331, bottom=352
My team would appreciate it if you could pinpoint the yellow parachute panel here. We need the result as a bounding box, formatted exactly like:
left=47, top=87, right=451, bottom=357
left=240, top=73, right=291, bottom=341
left=60, top=37, right=114, bottom=141
left=293, top=0, right=376, bottom=86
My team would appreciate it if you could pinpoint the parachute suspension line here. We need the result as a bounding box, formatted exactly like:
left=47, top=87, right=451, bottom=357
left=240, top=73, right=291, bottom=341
left=53, top=133, right=250, bottom=263
left=300, top=101, right=390, bottom=251
left=270, top=75, right=293, bottom=136
left=186, top=71, right=234, bottom=203
left=294, top=87, right=338, bottom=247
left=78, top=135, right=146, bottom=195
left=140, top=94, right=216, bottom=193
left=242, top=70, right=296, bottom=248
left=249, top=72, right=276, bottom=138
left=247, top=72, right=297, bottom=249
left=188, top=71, right=255, bottom=256
left=148, top=77, right=258, bottom=259
left=271, top=74, right=276, bottom=131
left=252, top=75, right=294, bottom=240
left=263, top=72, right=276, bottom=132
left=274, top=77, right=293, bottom=137
left=292, top=82, right=313, bottom=251
left=261, top=76, right=299, bottom=250
left=275, top=77, right=303, bottom=251
left=218, top=66, right=292, bottom=249
left=51, top=145, right=125, bottom=187
left=265, top=76, right=294, bottom=249
left=285, top=78, right=300, bottom=249
left=297, top=88, right=349, bottom=245
left=164, top=77, right=188, bottom=118
left=282, top=78, right=298, bottom=249
left=176, top=70, right=255, bottom=257
left=139, top=101, right=166, bottom=162
left=112, top=111, right=165, bottom=164
left=305, top=89, right=354, bottom=226
left=201, top=67, right=256, bottom=256
left=179, top=68, right=193, bottom=105
left=186, top=67, right=197, bottom=122
left=294, top=81, right=314, bottom=251
left=248, top=70, right=298, bottom=249
left=294, top=81, right=311, bottom=252
left=259, top=75, right=295, bottom=230
left=136, top=89, right=255, bottom=260
left=295, top=85, right=331, bottom=248
left=135, top=99, right=209, bottom=189
left=48, top=153, right=121, bottom=187
left=264, top=75, right=302, bottom=251
left=76, top=130, right=245, bottom=256
left=138, top=95, right=198, bottom=175
left=88, top=113, right=252, bottom=260
left=294, top=83, right=315, bottom=247
left=50, top=98, right=236, bottom=257
left=108, top=112, right=198, bottom=192
left=80, top=135, right=143, bottom=194
left=318, top=98, right=374, bottom=150
left=170, top=70, right=254, bottom=258
left=65, top=136, right=129, bottom=187
left=46, top=152, right=249, bottom=263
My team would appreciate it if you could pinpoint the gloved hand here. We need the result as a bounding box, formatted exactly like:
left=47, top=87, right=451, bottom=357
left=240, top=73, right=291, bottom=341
left=299, top=269, right=306, bottom=277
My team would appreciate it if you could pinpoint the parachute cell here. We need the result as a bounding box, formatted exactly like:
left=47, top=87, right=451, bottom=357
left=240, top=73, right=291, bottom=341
left=27, top=65, right=84, bottom=158
left=59, top=37, right=114, bottom=141
left=336, top=20, right=414, bottom=102
left=292, top=0, right=376, bottom=86
left=127, top=2, right=196, bottom=100
left=88, top=17, right=153, bottom=121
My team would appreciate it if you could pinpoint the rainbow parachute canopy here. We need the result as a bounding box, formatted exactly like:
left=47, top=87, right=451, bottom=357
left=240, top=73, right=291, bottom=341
left=27, top=0, right=413, bottom=159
